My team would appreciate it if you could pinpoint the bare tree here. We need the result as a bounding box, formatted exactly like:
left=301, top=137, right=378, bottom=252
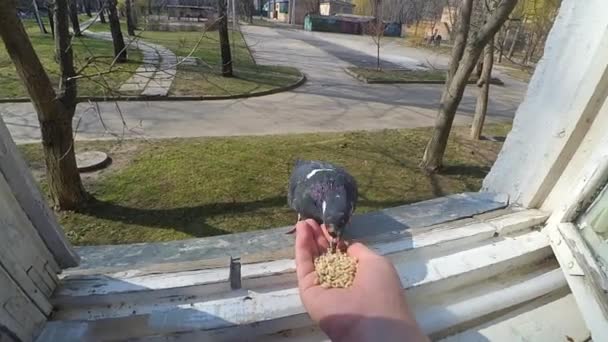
left=107, top=0, right=127, bottom=62
left=125, top=0, right=136, bottom=36
left=217, top=0, right=233, bottom=77
left=470, top=36, right=494, bottom=139
left=98, top=0, right=107, bottom=23
left=506, top=17, right=522, bottom=58
left=69, top=0, right=81, bottom=36
left=32, top=0, right=48, bottom=33
left=238, top=0, right=254, bottom=23
left=365, top=0, right=385, bottom=71
left=83, top=0, right=92, bottom=16
left=421, top=0, right=518, bottom=172
left=495, top=19, right=508, bottom=62
left=366, top=21, right=385, bottom=71
left=444, top=0, right=458, bottom=41
left=47, top=0, right=56, bottom=37
left=0, top=0, right=87, bottom=209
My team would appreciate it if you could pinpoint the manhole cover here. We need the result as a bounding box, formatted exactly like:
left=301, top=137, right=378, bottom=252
left=76, top=151, right=111, bottom=172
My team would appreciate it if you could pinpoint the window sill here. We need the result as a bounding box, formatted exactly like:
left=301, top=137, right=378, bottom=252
left=38, top=192, right=563, bottom=341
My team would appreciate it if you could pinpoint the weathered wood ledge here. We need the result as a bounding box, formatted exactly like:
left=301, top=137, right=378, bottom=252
left=40, top=206, right=557, bottom=341
left=70, top=192, right=509, bottom=275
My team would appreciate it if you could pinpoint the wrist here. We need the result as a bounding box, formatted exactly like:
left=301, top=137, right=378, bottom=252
left=321, top=315, right=424, bottom=342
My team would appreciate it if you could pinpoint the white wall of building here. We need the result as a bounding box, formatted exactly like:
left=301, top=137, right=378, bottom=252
left=483, top=0, right=608, bottom=208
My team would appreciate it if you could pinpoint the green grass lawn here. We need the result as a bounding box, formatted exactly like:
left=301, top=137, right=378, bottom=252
left=347, top=67, right=504, bottom=85
left=88, top=21, right=302, bottom=96
left=0, top=19, right=142, bottom=98
left=19, top=124, right=510, bottom=246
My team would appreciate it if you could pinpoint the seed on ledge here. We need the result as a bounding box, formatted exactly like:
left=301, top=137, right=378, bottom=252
left=314, top=249, right=358, bottom=289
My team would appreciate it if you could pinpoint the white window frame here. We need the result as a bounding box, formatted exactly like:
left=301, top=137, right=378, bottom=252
left=546, top=156, right=608, bottom=340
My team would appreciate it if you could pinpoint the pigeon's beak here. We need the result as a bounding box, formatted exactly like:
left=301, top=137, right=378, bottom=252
left=325, top=223, right=338, bottom=238
left=324, top=224, right=344, bottom=252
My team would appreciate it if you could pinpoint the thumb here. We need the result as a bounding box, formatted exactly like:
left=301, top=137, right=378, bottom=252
left=346, top=242, right=379, bottom=260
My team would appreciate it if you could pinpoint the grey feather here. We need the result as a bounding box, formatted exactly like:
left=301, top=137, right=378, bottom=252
left=288, top=160, right=358, bottom=238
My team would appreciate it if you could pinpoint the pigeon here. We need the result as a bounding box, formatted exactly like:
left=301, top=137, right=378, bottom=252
left=287, top=160, right=358, bottom=248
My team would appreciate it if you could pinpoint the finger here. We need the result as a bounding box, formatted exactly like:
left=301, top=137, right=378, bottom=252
left=310, top=223, right=329, bottom=251
left=320, top=224, right=335, bottom=247
left=346, top=242, right=379, bottom=260
left=301, top=219, right=330, bottom=252
left=295, top=220, right=317, bottom=286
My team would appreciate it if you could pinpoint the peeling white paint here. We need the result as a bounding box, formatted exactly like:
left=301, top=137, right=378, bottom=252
left=483, top=0, right=608, bottom=207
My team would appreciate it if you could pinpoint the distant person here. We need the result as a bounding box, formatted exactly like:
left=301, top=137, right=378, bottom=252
left=434, top=34, right=442, bottom=47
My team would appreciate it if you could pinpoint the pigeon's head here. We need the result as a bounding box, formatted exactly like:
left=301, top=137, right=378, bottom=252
left=321, top=189, right=353, bottom=241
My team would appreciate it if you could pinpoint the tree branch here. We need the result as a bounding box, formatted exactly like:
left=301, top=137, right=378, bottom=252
left=471, top=0, right=519, bottom=49
left=447, top=0, right=473, bottom=84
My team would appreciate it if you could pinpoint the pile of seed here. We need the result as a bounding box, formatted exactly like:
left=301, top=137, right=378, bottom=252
left=314, top=249, right=357, bottom=289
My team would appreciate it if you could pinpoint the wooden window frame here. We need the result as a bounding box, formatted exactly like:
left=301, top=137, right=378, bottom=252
left=546, top=156, right=608, bottom=340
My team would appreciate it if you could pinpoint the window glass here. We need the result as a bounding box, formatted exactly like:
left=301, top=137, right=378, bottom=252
left=579, top=184, right=608, bottom=272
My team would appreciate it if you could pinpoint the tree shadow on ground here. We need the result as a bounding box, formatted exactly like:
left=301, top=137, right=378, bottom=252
left=76, top=193, right=442, bottom=240
left=77, top=195, right=289, bottom=238
left=440, top=165, right=491, bottom=179
left=76, top=190, right=443, bottom=237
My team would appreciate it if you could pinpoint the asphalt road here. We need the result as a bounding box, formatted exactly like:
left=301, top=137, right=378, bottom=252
left=1, top=25, right=526, bottom=143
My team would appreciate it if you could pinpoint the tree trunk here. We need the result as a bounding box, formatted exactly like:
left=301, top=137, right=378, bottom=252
left=421, top=0, right=518, bottom=172
left=376, top=41, right=380, bottom=71
left=446, top=0, right=473, bottom=86
left=32, top=0, right=48, bottom=33
left=125, top=0, right=136, bottom=35
left=131, top=0, right=138, bottom=26
left=147, top=0, right=152, bottom=14
left=471, top=37, right=494, bottom=140
left=47, top=1, right=55, bottom=37
left=507, top=19, right=522, bottom=58
left=218, top=0, right=233, bottom=77
left=0, top=0, right=87, bottom=210
left=526, top=30, right=544, bottom=64
left=99, top=0, right=107, bottom=23
left=68, top=0, right=81, bottom=36
left=521, top=31, right=533, bottom=65
left=497, top=21, right=509, bottom=63
left=107, top=0, right=127, bottom=62
left=84, top=0, right=92, bottom=16
left=475, top=57, right=483, bottom=79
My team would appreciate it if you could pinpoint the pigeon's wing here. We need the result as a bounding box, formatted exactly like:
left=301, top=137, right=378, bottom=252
left=294, top=181, right=324, bottom=223
left=343, top=171, right=358, bottom=212
left=288, top=160, right=334, bottom=207
left=288, top=161, right=308, bottom=208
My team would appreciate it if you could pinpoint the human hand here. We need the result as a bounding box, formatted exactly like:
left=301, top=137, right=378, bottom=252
left=295, top=219, right=428, bottom=342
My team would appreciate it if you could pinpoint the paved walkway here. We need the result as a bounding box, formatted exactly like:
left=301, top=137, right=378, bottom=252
left=82, top=22, right=177, bottom=96
left=1, top=26, right=527, bottom=143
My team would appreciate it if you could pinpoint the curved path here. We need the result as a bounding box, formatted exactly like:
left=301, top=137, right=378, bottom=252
left=81, top=20, right=177, bottom=96
left=1, top=25, right=527, bottom=143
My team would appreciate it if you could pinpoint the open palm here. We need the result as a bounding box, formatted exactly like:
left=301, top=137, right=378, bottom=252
left=294, top=220, right=428, bottom=342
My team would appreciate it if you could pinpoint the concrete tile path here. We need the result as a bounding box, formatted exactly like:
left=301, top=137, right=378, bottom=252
left=79, top=17, right=177, bottom=96
left=82, top=31, right=177, bottom=96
